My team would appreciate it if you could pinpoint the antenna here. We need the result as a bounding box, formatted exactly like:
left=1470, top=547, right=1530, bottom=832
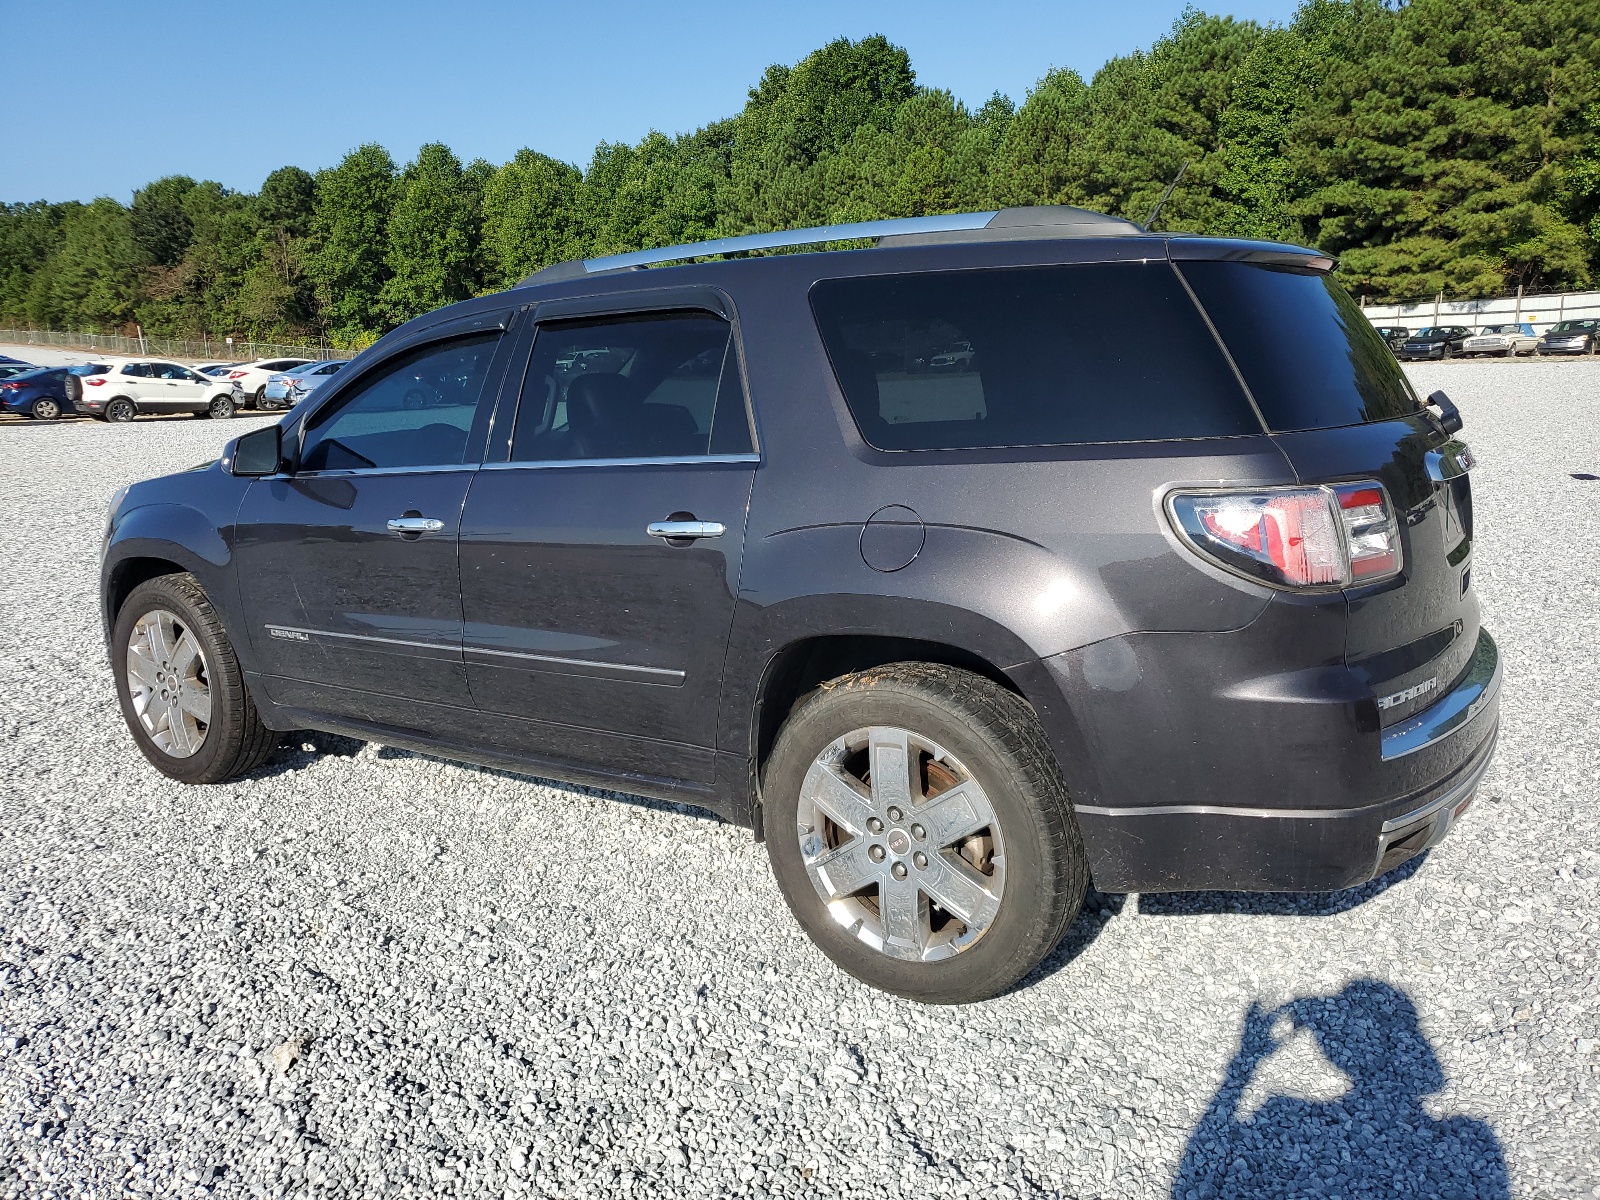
left=1144, top=161, right=1190, bottom=232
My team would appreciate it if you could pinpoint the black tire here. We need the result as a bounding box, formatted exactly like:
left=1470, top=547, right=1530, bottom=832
left=112, top=573, right=275, bottom=784
left=252, top=385, right=266, bottom=409
left=1441, top=344, right=1454, bottom=359
left=31, top=398, right=61, bottom=420
left=105, top=397, right=136, bottom=422
left=206, top=394, right=235, bottom=419
left=762, top=662, right=1088, bottom=1003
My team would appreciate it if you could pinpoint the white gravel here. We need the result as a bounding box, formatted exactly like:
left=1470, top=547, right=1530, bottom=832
left=1, top=361, right=1597, bottom=1200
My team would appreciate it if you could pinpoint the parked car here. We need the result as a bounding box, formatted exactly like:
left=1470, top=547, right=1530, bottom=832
left=0, top=354, right=33, bottom=366
left=195, top=362, right=242, bottom=378
left=0, top=365, right=88, bottom=419
left=221, top=357, right=315, bottom=408
left=1370, top=326, right=1409, bottom=351
left=261, top=359, right=348, bottom=409
left=1396, top=326, right=1473, bottom=360
left=102, top=206, right=1498, bottom=1003
left=69, top=358, right=243, bottom=421
left=929, top=340, right=976, bottom=370
left=1536, top=319, right=1598, bottom=355
left=0, top=363, right=38, bottom=380
left=1463, top=323, right=1539, bottom=357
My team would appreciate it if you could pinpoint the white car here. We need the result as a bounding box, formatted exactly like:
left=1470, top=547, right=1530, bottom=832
left=70, top=358, right=244, bottom=422
left=221, top=357, right=316, bottom=408
left=194, top=361, right=242, bottom=378
left=1463, top=323, right=1538, bottom=357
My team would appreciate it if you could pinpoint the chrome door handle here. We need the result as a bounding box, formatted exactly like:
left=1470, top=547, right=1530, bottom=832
left=387, top=517, right=445, bottom=534
left=647, top=520, right=726, bottom=540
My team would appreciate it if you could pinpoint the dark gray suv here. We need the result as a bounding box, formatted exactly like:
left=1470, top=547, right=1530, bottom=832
left=101, top=206, right=1500, bottom=1002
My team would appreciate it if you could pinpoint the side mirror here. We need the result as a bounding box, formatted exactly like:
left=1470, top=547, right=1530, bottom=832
left=230, top=425, right=283, bottom=476
left=1426, top=389, right=1463, bottom=435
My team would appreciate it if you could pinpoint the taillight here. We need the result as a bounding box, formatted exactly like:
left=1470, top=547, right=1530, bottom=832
left=1167, top=481, right=1402, bottom=590
left=1333, top=483, right=1402, bottom=580
left=228, top=370, right=248, bottom=379
left=85, top=377, right=106, bottom=386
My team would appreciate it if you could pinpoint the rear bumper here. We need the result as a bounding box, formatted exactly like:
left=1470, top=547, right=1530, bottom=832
left=1026, top=622, right=1502, bottom=893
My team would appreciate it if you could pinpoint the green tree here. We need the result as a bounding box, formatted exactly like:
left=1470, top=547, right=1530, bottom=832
left=480, top=150, right=585, bottom=285
left=307, top=144, right=397, bottom=340
left=129, top=175, right=197, bottom=267
left=40, top=198, right=141, bottom=330
left=381, top=142, right=482, bottom=325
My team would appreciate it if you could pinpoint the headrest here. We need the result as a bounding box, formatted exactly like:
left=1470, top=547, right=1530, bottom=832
left=566, top=372, right=638, bottom=430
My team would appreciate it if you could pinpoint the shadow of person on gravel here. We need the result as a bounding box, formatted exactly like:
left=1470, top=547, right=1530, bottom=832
left=1172, top=979, right=1509, bottom=1200
left=1135, top=852, right=1428, bottom=918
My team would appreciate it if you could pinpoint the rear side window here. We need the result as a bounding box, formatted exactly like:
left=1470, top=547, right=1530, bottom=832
left=1179, top=262, right=1418, bottom=432
left=509, top=311, right=753, bottom=462
left=810, top=262, right=1258, bottom=450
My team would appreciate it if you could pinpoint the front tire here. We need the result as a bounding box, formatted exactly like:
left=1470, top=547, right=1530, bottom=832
left=105, top=397, right=136, bottom=422
left=31, top=398, right=60, bottom=420
left=112, top=573, right=275, bottom=784
left=763, top=663, right=1088, bottom=1003
left=206, top=394, right=235, bottom=419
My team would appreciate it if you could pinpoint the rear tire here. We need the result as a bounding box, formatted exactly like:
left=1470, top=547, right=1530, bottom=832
left=111, top=573, right=275, bottom=784
left=105, top=397, right=136, bottom=422
left=252, top=385, right=266, bottom=410
left=763, top=663, right=1088, bottom=1003
left=31, top=398, right=60, bottom=420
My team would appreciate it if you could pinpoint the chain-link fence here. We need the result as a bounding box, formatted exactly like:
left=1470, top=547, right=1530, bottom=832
left=0, top=328, right=333, bottom=362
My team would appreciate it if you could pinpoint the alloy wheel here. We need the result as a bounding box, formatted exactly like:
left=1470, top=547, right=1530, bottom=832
left=125, top=608, right=211, bottom=758
left=795, top=725, right=1005, bottom=962
left=32, top=398, right=60, bottom=420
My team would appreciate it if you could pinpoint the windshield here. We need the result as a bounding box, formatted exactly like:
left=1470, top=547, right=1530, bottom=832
left=1414, top=327, right=1453, bottom=337
left=1481, top=325, right=1516, bottom=334
left=1550, top=320, right=1596, bottom=333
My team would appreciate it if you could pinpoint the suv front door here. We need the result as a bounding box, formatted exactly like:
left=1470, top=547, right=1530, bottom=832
left=151, top=362, right=207, bottom=411
left=233, top=318, right=514, bottom=733
left=459, top=301, right=758, bottom=789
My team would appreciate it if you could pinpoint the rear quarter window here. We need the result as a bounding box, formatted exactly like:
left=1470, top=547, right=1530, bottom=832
left=1178, top=261, right=1418, bottom=432
left=810, top=262, right=1259, bottom=450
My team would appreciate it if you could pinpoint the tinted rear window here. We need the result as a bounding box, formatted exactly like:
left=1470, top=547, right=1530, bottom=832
left=810, top=262, right=1259, bottom=450
left=1179, top=261, right=1417, bottom=432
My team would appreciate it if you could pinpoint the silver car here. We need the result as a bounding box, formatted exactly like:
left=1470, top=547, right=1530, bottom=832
left=261, top=359, right=348, bottom=409
left=1462, top=323, right=1538, bottom=357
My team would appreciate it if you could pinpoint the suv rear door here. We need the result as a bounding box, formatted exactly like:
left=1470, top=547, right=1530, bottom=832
left=458, top=293, right=758, bottom=789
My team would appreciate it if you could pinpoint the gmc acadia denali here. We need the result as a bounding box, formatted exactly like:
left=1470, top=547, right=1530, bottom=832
left=102, top=206, right=1500, bottom=1002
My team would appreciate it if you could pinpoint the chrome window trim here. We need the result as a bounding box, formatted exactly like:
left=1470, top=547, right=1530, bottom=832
left=482, top=453, right=759, bottom=472
left=287, top=463, right=479, bottom=480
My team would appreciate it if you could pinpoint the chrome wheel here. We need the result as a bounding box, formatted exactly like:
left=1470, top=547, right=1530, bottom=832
left=796, top=725, right=1005, bottom=962
left=125, top=608, right=211, bottom=758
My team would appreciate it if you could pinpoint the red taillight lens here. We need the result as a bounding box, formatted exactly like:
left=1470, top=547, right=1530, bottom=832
left=85, top=377, right=105, bottom=386
left=228, top=371, right=248, bottom=379
left=1168, top=481, right=1402, bottom=590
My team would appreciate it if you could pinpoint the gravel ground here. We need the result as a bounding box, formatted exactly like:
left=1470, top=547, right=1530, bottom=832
left=1, top=361, right=1597, bottom=1200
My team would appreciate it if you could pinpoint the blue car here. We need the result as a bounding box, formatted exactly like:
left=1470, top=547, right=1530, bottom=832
left=262, top=359, right=348, bottom=409
left=0, top=354, right=34, bottom=366
left=0, top=363, right=108, bottom=420
left=0, top=363, right=39, bottom=381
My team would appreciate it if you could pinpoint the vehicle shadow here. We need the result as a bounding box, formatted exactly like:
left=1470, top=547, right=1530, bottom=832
left=1135, top=853, right=1428, bottom=917
left=1172, top=979, right=1509, bottom=1199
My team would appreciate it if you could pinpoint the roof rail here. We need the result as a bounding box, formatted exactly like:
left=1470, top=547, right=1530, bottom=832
left=519, top=205, right=1148, bottom=285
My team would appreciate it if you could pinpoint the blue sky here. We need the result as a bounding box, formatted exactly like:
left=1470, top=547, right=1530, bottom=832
left=2, top=0, right=1301, bottom=203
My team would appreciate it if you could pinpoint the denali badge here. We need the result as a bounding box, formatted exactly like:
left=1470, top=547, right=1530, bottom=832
left=1377, top=677, right=1438, bottom=710
left=267, top=626, right=310, bottom=642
